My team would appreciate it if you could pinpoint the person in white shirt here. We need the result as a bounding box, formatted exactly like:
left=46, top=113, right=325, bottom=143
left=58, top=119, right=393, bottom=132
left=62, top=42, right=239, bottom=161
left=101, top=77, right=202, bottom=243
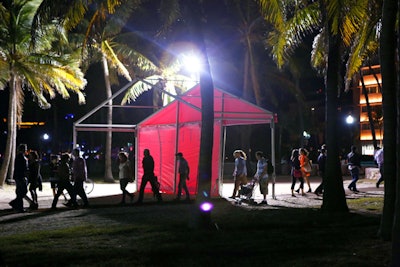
left=374, top=147, right=384, bottom=188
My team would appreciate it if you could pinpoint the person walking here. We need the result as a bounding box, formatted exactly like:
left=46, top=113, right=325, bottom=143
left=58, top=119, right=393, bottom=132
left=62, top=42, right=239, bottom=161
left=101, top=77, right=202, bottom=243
left=49, top=154, right=60, bottom=197
left=9, top=144, right=34, bottom=212
left=137, top=149, right=162, bottom=204
left=71, top=148, right=89, bottom=207
left=175, top=152, right=190, bottom=201
left=27, top=150, right=42, bottom=210
left=254, top=151, right=270, bottom=205
left=314, top=147, right=327, bottom=196
left=290, top=149, right=304, bottom=196
left=51, top=153, right=78, bottom=209
left=347, top=145, right=361, bottom=192
left=230, top=150, right=247, bottom=198
left=299, top=148, right=312, bottom=193
left=118, top=152, right=135, bottom=205
left=374, top=147, right=384, bottom=188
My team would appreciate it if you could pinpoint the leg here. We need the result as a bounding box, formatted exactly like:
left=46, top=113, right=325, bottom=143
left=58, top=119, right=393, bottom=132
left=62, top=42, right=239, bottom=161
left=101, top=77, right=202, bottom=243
left=120, top=179, right=127, bottom=203
left=74, top=181, right=89, bottom=206
left=182, top=178, right=190, bottom=200
left=231, top=177, right=241, bottom=198
left=137, top=176, right=149, bottom=203
left=176, top=177, right=183, bottom=200
left=150, top=178, right=162, bottom=202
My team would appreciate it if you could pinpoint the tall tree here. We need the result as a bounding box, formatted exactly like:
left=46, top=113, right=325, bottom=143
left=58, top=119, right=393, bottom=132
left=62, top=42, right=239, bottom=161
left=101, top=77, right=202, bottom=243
left=0, top=0, right=86, bottom=187
left=379, top=0, right=398, bottom=243
left=259, top=0, right=371, bottom=212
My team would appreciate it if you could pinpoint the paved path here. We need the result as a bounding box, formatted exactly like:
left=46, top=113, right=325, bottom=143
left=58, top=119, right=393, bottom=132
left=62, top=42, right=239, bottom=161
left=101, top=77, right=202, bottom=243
left=0, top=175, right=384, bottom=212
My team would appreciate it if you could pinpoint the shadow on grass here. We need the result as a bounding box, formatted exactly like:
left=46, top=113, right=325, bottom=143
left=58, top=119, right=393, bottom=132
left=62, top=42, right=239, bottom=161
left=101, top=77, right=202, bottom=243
left=0, top=197, right=391, bottom=267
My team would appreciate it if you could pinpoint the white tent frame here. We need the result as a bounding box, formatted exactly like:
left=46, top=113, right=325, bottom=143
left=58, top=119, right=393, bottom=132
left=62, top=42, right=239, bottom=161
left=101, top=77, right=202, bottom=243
left=72, top=80, right=277, bottom=198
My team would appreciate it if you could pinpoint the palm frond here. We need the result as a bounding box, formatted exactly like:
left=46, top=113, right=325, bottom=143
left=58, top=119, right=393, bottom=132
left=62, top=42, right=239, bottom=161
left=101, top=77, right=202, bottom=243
left=102, top=40, right=132, bottom=81
left=121, top=75, right=163, bottom=105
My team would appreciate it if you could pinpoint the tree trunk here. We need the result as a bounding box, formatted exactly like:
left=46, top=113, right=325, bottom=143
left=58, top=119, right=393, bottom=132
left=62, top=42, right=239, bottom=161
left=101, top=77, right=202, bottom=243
left=102, top=55, right=115, bottom=183
left=359, top=73, right=378, bottom=148
left=393, top=0, right=400, bottom=261
left=186, top=0, right=214, bottom=229
left=321, top=22, right=348, bottom=212
left=378, top=0, right=398, bottom=242
left=0, top=76, right=17, bottom=187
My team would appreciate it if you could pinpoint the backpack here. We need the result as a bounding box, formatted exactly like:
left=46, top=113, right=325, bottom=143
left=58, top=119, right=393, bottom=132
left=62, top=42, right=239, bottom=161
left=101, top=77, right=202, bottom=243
left=267, top=160, right=274, bottom=175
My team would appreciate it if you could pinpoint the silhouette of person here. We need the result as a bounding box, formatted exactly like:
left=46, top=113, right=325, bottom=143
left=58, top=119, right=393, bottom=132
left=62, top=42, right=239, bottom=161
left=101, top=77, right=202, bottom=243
left=315, top=147, right=327, bottom=196
left=27, top=150, right=42, bottom=210
left=374, top=147, right=384, bottom=188
left=137, top=149, right=162, bottom=204
left=347, top=145, right=361, bottom=192
left=118, top=152, right=135, bottom=204
left=49, top=154, right=60, bottom=197
left=9, top=144, right=33, bottom=212
left=291, top=149, right=304, bottom=196
left=51, top=153, right=78, bottom=209
left=175, top=152, right=190, bottom=201
left=71, top=148, right=89, bottom=207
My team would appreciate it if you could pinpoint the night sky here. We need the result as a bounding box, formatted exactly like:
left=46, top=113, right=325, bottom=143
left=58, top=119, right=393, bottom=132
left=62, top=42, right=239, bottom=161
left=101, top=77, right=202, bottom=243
left=0, top=1, right=335, bottom=159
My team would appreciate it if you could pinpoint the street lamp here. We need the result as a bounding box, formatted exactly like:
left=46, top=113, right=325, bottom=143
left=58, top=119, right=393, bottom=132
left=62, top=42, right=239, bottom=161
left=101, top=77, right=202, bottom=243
left=346, top=114, right=355, bottom=125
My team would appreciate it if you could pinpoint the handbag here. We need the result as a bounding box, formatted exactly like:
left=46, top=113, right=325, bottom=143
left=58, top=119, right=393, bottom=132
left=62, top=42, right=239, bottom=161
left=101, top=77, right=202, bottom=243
left=293, top=169, right=302, bottom=178
left=303, top=161, right=312, bottom=173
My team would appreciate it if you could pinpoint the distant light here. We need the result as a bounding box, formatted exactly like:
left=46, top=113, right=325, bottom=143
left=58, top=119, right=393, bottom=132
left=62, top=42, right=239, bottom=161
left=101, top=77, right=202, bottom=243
left=311, top=107, right=315, bottom=111
left=346, top=115, right=355, bottom=124
left=42, top=133, right=49, bottom=140
left=303, top=131, right=311, bottom=139
left=64, top=113, right=74, bottom=120
left=182, top=55, right=201, bottom=74
left=200, top=202, right=213, bottom=212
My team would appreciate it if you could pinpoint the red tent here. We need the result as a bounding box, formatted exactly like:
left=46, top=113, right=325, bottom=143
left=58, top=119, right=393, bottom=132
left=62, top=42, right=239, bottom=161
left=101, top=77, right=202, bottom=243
left=135, top=84, right=276, bottom=197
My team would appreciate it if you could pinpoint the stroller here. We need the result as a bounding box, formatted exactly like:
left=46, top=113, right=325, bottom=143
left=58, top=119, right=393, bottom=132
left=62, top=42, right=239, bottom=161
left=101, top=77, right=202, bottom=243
left=236, top=178, right=258, bottom=205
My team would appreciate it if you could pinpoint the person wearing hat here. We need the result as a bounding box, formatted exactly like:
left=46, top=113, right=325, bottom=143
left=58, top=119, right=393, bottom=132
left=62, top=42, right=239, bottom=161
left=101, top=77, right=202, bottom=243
left=175, top=152, right=190, bottom=201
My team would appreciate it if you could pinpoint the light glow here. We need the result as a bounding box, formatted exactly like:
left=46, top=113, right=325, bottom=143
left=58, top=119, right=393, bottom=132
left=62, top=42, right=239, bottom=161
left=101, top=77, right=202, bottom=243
left=346, top=115, right=355, bottom=124
left=200, top=202, right=213, bottom=212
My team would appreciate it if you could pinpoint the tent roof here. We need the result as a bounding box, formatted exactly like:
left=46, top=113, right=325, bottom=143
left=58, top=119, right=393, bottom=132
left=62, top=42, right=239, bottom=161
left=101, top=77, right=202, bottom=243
left=138, top=84, right=275, bottom=127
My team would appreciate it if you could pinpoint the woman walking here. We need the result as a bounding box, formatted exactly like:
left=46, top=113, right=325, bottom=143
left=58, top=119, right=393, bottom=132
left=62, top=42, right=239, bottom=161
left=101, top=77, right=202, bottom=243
left=118, top=152, right=135, bottom=204
left=290, top=149, right=304, bottom=196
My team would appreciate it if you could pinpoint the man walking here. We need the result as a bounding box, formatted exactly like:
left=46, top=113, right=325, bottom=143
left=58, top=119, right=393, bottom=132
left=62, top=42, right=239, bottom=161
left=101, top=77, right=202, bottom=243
left=175, top=152, right=190, bottom=201
left=137, top=149, right=162, bottom=204
left=72, top=148, right=89, bottom=207
left=347, top=145, right=361, bottom=192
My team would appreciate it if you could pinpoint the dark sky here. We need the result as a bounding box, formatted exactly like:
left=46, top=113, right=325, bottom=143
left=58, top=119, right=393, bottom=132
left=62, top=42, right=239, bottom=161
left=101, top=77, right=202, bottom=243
left=0, top=1, right=330, bottom=155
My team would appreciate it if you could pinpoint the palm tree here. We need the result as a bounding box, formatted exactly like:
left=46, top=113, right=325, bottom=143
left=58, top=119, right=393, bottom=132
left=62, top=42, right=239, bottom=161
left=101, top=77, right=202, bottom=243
left=73, top=0, right=145, bottom=182
left=259, top=0, right=373, bottom=212
left=0, top=0, right=86, bottom=187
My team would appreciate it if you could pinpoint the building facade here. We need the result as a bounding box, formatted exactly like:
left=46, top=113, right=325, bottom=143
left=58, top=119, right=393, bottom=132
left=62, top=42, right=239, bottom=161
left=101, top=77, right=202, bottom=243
left=358, top=65, right=383, bottom=155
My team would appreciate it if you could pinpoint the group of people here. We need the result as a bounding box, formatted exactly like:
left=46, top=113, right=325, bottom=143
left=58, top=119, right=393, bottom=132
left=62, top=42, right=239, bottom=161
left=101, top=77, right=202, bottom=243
left=290, top=146, right=326, bottom=196
left=8, top=144, right=42, bottom=212
left=289, top=144, right=384, bottom=197
left=230, top=149, right=274, bottom=205
left=134, top=149, right=190, bottom=204
left=9, top=145, right=89, bottom=212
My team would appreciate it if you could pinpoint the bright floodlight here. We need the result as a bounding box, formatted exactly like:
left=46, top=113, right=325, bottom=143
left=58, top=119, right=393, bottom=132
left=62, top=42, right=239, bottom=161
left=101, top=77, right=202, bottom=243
left=200, top=202, right=213, bottom=212
left=42, top=133, right=49, bottom=140
left=346, top=115, right=354, bottom=124
left=183, top=55, right=201, bottom=74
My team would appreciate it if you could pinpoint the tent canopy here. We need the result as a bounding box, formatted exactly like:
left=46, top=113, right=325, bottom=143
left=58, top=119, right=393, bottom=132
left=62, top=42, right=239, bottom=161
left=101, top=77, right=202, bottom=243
left=136, top=84, right=276, bottom=197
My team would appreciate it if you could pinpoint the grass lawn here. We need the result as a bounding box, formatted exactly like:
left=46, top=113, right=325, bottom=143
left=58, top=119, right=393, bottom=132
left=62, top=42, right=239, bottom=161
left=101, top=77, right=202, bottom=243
left=0, top=197, right=391, bottom=267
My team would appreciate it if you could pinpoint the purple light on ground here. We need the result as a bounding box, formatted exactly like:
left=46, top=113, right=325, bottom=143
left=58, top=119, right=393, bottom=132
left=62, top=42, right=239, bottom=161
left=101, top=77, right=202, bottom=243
left=200, top=202, right=213, bottom=212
